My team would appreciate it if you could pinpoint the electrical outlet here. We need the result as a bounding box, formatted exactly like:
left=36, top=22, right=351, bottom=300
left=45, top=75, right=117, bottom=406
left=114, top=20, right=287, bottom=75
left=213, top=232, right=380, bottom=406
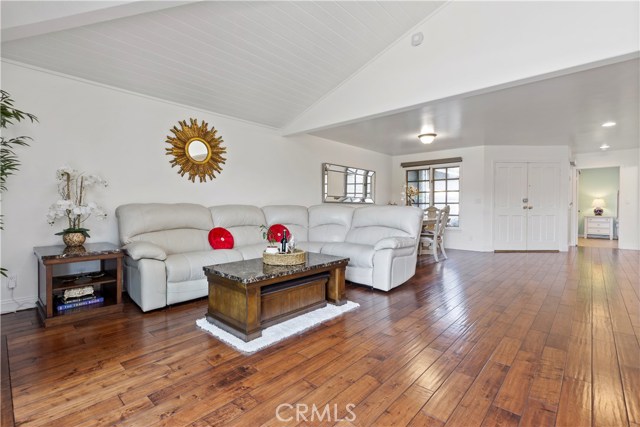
left=8, top=274, right=17, bottom=289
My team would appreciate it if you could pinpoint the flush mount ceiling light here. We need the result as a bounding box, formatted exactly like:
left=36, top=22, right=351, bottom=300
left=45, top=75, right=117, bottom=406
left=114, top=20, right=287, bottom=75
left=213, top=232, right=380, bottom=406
left=418, top=133, right=437, bottom=144
left=602, top=121, right=616, bottom=127
left=600, top=143, right=610, bottom=150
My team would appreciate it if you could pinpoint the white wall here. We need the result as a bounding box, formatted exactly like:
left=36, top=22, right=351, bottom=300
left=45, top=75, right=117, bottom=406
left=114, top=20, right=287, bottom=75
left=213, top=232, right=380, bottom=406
left=0, top=61, right=392, bottom=313
left=392, top=146, right=489, bottom=251
left=285, top=1, right=639, bottom=134
left=392, top=145, right=571, bottom=252
left=574, top=148, right=640, bottom=250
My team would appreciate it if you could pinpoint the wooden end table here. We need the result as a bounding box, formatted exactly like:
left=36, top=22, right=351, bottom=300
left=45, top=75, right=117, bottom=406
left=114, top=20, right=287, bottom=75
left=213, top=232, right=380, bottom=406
left=204, top=252, right=349, bottom=342
left=34, top=242, right=123, bottom=327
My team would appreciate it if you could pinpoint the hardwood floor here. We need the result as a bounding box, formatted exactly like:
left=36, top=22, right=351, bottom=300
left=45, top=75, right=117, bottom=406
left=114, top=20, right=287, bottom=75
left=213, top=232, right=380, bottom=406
left=1, top=247, right=638, bottom=426
left=578, top=237, right=618, bottom=249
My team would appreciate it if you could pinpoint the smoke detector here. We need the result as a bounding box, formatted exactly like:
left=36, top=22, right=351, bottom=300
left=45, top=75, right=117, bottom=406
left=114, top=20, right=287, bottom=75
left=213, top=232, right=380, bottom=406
left=411, top=32, right=424, bottom=46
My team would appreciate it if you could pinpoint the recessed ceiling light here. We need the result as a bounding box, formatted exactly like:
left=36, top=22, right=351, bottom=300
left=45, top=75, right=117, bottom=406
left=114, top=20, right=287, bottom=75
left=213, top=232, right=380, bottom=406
left=600, top=143, right=610, bottom=150
left=602, top=121, right=616, bottom=127
left=418, top=133, right=437, bottom=144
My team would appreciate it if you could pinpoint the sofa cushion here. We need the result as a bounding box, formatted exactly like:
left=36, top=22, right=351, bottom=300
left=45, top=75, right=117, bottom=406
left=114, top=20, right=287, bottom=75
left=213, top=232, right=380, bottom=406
left=165, top=250, right=243, bottom=282
left=123, top=241, right=167, bottom=261
left=235, top=243, right=269, bottom=260
left=308, top=205, right=354, bottom=242
left=262, top=205, right=309, bottom=242
left=374, top=236, right=416, bottom=250
left=321, top=242, right=374, bottom=268
left=296, top=241, right=326, bottom=253
left=346, top=206, right=424, bottom=246
left=209, top=205, right=266, bottom=246
left=129, top=229, right=211, bottom=255
left=116, top=203, right=213, bottom=245
left=208, top=227, right=234, bottom=249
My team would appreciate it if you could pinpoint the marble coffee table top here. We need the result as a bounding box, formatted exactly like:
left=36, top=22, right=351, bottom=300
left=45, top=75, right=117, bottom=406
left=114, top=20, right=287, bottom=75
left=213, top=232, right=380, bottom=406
left=203, top=252, right=349, bottom=284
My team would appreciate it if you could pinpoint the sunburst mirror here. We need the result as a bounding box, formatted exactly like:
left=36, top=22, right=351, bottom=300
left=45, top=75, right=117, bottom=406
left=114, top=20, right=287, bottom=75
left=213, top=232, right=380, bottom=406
left=165, top=118, right=227, bottom=183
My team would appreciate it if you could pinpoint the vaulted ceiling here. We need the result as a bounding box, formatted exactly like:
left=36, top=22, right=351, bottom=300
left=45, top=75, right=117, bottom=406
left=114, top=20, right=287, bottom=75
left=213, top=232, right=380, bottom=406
left=1, top=1, right=638, bottom=156
left=1, top=1, right=443, bottom=128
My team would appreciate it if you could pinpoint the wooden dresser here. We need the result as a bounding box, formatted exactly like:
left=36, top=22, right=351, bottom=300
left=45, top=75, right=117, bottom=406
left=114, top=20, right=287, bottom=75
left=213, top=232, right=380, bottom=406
left=584, top=216, right=614, bottom=240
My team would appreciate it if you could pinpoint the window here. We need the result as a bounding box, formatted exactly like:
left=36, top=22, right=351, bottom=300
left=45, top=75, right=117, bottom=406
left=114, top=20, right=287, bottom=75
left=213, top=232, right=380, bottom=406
left=406, top=165, right=460, bottom=227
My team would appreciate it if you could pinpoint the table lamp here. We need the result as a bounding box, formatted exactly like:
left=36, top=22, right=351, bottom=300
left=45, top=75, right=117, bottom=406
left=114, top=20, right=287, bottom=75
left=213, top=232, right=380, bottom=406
left=591, top=198, right=605, bottom=216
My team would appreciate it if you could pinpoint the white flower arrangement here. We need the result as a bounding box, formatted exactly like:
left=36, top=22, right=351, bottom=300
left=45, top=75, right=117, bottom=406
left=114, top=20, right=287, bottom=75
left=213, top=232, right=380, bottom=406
left=406, top=185, right=419, bottom=206
left=47, top=166, right=108, bottom=237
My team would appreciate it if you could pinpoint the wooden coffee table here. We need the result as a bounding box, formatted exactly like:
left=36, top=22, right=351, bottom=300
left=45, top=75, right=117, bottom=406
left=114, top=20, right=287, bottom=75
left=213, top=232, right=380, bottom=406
left=203, top=252, right=349, bottom=341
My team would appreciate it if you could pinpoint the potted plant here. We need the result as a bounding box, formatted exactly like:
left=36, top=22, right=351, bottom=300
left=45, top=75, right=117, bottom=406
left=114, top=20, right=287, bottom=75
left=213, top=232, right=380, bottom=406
left=47, top=166, right=108, bottom=247
left=260, top=225, right=279, bottom=254
left=1, top=90, right=38, bottom=276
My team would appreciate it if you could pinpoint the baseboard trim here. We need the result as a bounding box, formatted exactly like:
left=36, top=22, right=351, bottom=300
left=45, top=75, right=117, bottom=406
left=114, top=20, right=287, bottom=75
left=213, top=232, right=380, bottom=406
left=494, top=250, right=560, bottom=253
left=1, top=297, right=36, bottom=315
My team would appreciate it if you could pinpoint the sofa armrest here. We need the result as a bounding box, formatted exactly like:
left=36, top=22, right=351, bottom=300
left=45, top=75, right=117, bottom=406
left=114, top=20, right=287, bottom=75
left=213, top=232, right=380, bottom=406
left=374, top=237, right=416, bottom=250
left=123, top=241, right=167, bottom=261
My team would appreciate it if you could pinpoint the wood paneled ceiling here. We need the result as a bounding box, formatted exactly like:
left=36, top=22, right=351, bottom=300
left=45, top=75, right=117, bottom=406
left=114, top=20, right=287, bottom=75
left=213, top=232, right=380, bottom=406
left=1, top=1, right=444, bottom=128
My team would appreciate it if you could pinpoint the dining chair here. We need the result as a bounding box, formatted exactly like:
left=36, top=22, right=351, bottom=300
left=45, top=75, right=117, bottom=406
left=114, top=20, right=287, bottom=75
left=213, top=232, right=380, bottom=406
left=423, top=206, right=439, bottom=236
left=419, top=205, right=450, bottom=262
left=436, top=205, right=450, bottom=260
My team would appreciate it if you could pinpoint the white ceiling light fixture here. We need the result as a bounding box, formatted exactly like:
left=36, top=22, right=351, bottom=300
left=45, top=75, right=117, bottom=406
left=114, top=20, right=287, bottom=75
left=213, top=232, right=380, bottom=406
left=602, top=121, right=616, bottom=127
left=418, top=133, right=437, bottom=144
left=600, top=143, right=610, bottom=150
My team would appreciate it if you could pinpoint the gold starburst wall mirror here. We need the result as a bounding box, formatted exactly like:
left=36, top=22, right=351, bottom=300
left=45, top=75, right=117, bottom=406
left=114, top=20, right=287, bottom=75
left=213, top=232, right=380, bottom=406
left=165, top=118, right=227, bottom=183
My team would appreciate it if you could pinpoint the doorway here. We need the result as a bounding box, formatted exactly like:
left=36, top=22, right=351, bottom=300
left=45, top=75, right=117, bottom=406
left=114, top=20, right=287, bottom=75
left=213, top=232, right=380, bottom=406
left=577, top=166, right=619, bottom=248
left=493, top=162, right=561, bottom=251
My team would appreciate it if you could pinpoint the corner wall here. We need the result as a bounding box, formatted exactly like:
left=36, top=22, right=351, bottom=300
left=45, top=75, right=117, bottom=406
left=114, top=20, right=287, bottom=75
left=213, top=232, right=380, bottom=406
left=0, top=61, right=392, bottom=313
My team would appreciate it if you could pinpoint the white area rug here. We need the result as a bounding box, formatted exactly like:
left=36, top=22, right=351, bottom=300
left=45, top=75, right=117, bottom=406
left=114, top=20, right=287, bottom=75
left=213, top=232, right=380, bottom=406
left=196, top=301, right=359, bottom=354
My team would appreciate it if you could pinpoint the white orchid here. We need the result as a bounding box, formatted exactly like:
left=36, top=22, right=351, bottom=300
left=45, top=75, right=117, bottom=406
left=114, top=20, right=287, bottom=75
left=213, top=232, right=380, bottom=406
left=82, top=174, right=108, bottom=188
left=55, top=166, right=77, bottom=181
left=47, top=167, right=108, bottom=237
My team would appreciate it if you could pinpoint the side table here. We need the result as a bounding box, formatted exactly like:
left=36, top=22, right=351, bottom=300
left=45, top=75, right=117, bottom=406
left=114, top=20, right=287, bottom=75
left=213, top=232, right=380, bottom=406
left=34, top=242, right=123, bottom=327
left=584, top=216, right=614, bottom=240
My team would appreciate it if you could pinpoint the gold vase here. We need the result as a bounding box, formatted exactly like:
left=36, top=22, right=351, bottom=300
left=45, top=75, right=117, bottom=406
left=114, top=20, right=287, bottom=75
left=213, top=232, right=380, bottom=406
left=63, top=232, right=86, bottom=247
left=63, top=245, right=86, bottom=255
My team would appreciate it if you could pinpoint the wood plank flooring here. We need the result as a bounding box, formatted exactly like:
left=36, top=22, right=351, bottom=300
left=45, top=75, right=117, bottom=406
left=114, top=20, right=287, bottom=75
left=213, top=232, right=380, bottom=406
left=1, top=247, right=638, bottom=426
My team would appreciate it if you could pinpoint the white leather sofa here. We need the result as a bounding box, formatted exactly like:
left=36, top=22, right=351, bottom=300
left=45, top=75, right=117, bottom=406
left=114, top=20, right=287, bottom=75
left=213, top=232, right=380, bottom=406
left=116, top=203, right=423, bottom=312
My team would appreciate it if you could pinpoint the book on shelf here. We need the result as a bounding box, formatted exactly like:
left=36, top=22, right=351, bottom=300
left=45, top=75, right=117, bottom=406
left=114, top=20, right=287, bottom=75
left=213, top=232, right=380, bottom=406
left=56, top=294, right=104, bottom=311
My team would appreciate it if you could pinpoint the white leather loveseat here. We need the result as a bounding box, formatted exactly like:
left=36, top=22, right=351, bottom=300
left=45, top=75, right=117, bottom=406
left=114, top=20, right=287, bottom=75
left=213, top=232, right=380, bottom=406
left=116, top=203, right=423, bottom=312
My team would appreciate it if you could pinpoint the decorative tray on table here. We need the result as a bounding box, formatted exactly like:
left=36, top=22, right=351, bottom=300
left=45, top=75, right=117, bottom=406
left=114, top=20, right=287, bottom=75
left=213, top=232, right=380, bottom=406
left=262, top=249, right=306, bottom=266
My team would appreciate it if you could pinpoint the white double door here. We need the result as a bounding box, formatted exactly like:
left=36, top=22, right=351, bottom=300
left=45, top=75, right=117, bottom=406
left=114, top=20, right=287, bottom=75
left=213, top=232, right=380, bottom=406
left=494, top=162, right=560, bottom=250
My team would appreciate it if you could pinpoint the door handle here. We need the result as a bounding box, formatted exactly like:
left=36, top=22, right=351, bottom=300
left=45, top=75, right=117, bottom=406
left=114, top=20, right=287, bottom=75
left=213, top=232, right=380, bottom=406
left=522, top=198, right=528, bottom=203
left=528, top=206, right=533, bottom=209
left=523, top=206, right=528, bottom=210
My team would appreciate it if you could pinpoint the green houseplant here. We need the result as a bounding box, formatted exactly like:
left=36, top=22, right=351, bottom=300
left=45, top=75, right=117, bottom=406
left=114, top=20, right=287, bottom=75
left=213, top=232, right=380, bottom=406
left=0, top=90, right=38, bottom=276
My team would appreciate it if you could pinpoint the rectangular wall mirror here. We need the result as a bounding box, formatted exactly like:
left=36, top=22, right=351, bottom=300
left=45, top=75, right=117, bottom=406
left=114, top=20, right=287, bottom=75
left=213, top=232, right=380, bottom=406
left=322, top=163, right=375, bottom=203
